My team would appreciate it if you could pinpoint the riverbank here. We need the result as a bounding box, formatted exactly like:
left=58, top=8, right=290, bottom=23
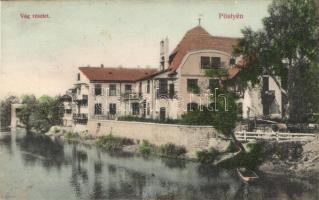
left=4, top=129, right=319, bottom=200
left=45, top=126, right=319, bottom=178
left=258, top=139, right=319, bottom=178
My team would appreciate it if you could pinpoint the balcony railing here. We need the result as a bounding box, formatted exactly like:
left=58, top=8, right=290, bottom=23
left=121, top=92, right=141, bottom=100
left=73, top=113, right=88, bottom=120
left=156, top=91, right=177, bottom=99
left=73, top=113, right=88, bottom=124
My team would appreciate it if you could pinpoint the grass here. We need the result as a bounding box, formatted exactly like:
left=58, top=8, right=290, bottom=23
left=196, top=147, right=220, bottom=163
left=158, top=143, right=186, bottom=158
left=96, top=133, right=133, bottom=151
left=64, top=131, right=79, bottom=140
left=138, top=140, right=152, bottom=155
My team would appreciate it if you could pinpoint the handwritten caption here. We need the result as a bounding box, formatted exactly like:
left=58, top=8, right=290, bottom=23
left=20, top=13, right=49, bottom=19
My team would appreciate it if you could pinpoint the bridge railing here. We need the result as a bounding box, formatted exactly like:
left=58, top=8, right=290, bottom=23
left=235, top=131, right=318, bottom=142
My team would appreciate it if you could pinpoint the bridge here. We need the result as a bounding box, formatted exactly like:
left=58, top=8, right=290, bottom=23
left=235, top=131, right=318, bottom=142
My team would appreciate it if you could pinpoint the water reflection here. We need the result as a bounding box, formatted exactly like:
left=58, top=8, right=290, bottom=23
left=15, top=133, right=68, bottom=170
left=0, top=129, right=318, bottom=200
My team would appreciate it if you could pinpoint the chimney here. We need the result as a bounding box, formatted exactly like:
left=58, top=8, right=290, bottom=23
left=101, top=64, right=104, bottom=68
left=159, top=37, right=169, bottom=71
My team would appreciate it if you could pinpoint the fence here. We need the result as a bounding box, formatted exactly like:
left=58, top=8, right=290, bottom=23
left=235, top=131, right=318, bottom=142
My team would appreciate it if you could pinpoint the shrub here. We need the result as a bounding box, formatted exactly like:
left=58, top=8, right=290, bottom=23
left=118, top=115, right=181, bottom=124
left=226, top=141, right=238, bottom=153
left=96, top=133, right=133, bottom=151
left=53, top=127, right=60, bottom=133
left=139, top=140, right=152, bottom=155
left=64, top=131, right=79, bottom=140
left=159, top=143, right=186, bottom=158
left=196, top=147, right=220, bottom=163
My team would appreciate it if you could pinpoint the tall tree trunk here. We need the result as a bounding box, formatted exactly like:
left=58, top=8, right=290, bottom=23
left=230, top=130, right=246, bottom=152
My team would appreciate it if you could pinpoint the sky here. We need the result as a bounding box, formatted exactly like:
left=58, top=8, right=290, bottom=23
left=0, top=0, right=272, bottom=98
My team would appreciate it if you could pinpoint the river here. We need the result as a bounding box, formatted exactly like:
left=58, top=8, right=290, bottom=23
left=0, top=129, right=318, bottom=200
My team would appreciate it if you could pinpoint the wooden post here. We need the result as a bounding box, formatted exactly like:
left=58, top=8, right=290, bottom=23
left=244, top=130, right=247, bottom=141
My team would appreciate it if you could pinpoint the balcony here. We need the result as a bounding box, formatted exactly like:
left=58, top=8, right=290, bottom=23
left=73, top=113, right=88, bottom=124
left=120, top=92, right=141, bottom=100
left=156, top=91, right=177, bottom=99
left=75, top=95, right=88, bottom=105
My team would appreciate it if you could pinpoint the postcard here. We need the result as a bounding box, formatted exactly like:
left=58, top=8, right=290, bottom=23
left=1, top=0, right=319, bottom=199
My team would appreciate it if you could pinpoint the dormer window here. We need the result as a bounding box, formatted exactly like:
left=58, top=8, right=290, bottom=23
left=201, top=56, right=211, bottom=69
left=201, top=56, right=221, bottom=68
left=211, top=57, right=221, bottom=68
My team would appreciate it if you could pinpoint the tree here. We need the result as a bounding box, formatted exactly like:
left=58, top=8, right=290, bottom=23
left=181, top=88, right=245, bottom=152
left=0, top=96, right=19, bottom=129
left=30, top=95, right=64, bottom=133
left=235, top=0, right=319, bottom=123
left=17, top=95, right=37, bottom=133
left=17, top=95, right=64, bottom=134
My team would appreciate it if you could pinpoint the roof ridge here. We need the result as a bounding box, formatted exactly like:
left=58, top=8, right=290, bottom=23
left=79, top=66, right=157, bottom=70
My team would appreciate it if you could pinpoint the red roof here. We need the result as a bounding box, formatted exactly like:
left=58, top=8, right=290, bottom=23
left=169, top=26, right=240, bottom=72
left=79, top=67, right=158, bottom=82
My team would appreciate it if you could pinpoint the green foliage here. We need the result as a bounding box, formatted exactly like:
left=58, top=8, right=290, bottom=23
left=218, top=142, right=265, bottom=170
left=138, top=140, right=152, bottom=155
left=219, top=141, right=303, bottom=169
left=96, top=133, right=133, bottom=151
left=64, top=131, right=79, bottom=140
left=190, top=84, right=200, bottom=95
left=17, top=95, right=37, bottom=132
left=16, top=95, right=63, bottom=133
left=226, top=141, right=239, bottom=153
left=118, top=115, right=181, bottom=124
left=53, top=127, right=60, bottom=133
left=158, top=143, right=186, bottom=158
left=181, top=106, right=214, bottom=125
left=235, top=0, right=319, bottom=122
left=196, top=147, right=220, bottom=163
left=205, top=68, right=227, bottom=77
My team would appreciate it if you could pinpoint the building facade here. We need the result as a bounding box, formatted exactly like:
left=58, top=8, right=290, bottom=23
left=62, top=25, right=284, bottom=127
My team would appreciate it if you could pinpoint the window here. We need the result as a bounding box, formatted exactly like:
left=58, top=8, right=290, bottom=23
left=211, top=57, right=221, bottom=68
left=147, top=80, right=150, bottom=93
left=109, top=103, right=116, bottom=115
left=187, top=79, right=198, bottom=92
left=169, top=83, right=175, bottom=98
left=95, top=84, right=102, bottom=96
left=94, top=103, right=102, bottom=115
left=147, top=102, right=150, bottom=115
left=159, top=79, right=168, bottom=95
left=77, top=73, right=80, bottom=81
left=109, top=84, right=116, bottom=96
left=229, top=58, right=236, bottom=66
left=201, top=56, right=211, bottom=69
left=139, top=82, right=142, bottom=94
left=125, top=84, right=132, bottom=93
left=209, top=79, right=219, bottom=91
left=131, top=103, right=139, bottom=115
left=82, top=95, right=88, bottom=106
left=187, top=103, right=199, bottom=111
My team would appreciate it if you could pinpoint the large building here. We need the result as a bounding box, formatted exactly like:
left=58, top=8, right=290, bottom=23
left=62, top=25, right=284, bottom=128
